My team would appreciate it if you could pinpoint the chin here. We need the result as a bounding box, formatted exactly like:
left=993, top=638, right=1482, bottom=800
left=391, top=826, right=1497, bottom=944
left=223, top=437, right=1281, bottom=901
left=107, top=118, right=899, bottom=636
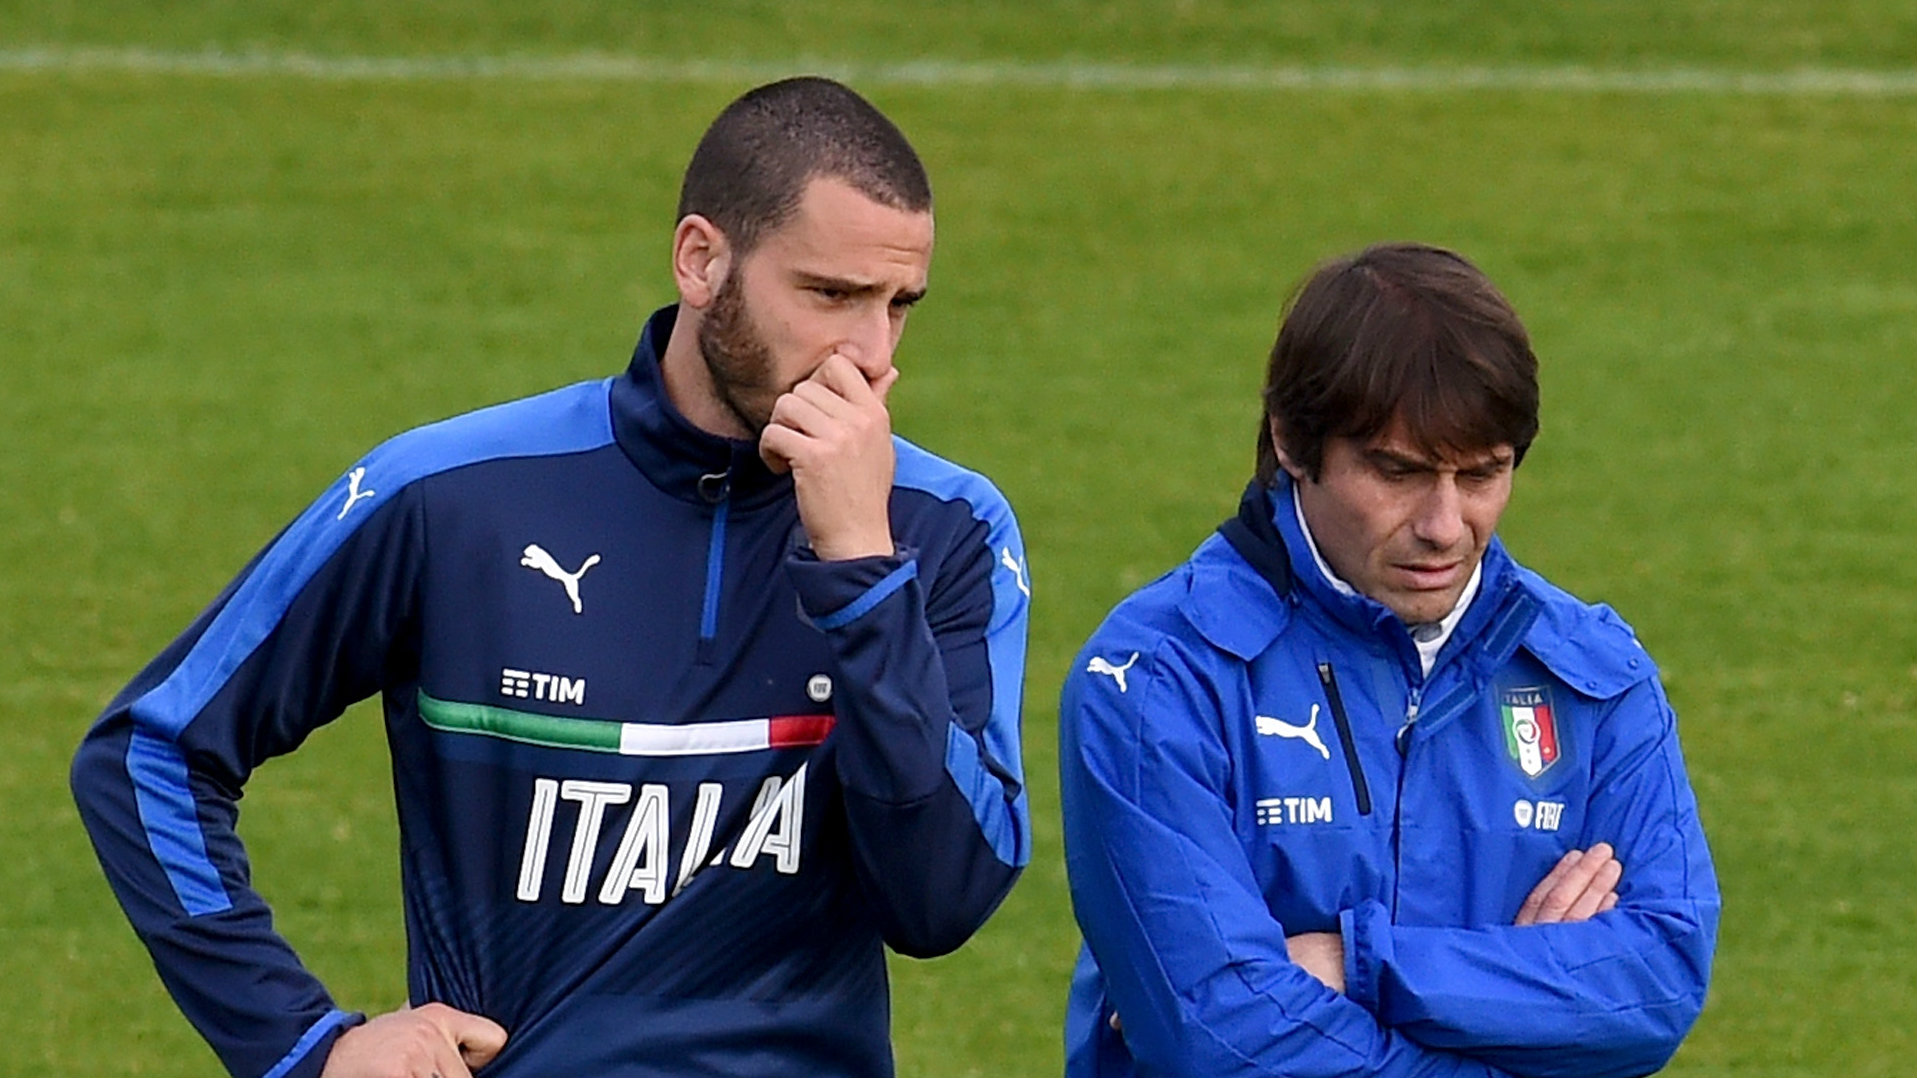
left=1394, top=597, right=1454, bottom=625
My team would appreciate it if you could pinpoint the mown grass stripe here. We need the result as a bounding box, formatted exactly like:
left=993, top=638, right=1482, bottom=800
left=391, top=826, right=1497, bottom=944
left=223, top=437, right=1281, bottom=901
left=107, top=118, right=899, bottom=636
left=3, top=46, right=1917, bottom=96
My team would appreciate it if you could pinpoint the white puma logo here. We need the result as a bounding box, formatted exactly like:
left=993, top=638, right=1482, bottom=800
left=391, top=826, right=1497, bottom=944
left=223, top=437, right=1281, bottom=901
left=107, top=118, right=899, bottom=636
left=1087, top=652, right=1139, bottom=693
left=1000, top=546, right=1031, bottom=598
left=1256, top=705, right=1331, bottom=760
left=520, top=544, right=601, bottom=615
left=336, top=467, right=375, bottom=520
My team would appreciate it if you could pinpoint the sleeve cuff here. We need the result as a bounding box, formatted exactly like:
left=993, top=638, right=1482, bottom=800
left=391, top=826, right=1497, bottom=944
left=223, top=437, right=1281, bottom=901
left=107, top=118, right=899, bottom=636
left=787, top=547, right=918, bottom=629
left=1341, top=900, right=1393, bottom=1014
left=264, top=1009, right=365, bottom=1078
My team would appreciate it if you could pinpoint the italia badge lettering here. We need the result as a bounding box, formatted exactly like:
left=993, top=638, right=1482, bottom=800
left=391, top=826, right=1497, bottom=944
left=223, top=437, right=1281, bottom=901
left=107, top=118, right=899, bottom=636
left=1501, top=686, right=1561, bottom=778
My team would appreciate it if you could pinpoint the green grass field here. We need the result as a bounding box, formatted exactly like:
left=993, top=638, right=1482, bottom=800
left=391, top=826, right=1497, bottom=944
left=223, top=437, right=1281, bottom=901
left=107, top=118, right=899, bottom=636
left=5, top=3, right=1916, bottom=1074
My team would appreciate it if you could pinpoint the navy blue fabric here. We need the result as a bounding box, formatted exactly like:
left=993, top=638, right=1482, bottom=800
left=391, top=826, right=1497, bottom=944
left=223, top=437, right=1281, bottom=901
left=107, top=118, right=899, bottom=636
left=1061, top=479, right=1718, bottom=1078
left=73, top=306, right=1030, bottom=1078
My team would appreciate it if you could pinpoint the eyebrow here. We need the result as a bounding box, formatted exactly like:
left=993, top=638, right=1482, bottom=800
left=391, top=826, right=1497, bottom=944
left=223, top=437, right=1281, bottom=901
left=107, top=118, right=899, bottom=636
left=793, top=271, right=927, bottom=304
left=1364, top=446, right=1513, bottom=472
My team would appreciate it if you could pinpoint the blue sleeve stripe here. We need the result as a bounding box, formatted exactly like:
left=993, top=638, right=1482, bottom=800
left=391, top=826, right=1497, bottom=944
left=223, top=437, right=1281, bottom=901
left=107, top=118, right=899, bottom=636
left=945, top=724, right=1032, bottom=868
left=813, top=561, right=919, bottom=631
left=263, top=1009, right=355, bottom=1078
left=129, top=379, right=616, bottom=740
left=893, top=437, right=1032, bottom=867
left=126, top=729, right=231, bottom=916
left=124, top=379, right=616, bottom=915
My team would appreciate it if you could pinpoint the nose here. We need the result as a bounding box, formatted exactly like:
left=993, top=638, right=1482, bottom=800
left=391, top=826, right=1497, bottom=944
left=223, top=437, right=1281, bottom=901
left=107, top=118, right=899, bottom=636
left=1412, top=476, right=1466, bottom=550
left=834, top=305, right=900, bottom=377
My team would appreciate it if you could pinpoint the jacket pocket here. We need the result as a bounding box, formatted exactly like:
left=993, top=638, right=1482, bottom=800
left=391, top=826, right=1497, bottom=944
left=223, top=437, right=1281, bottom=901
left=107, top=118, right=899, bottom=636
left=1316, top=662, right=1373, bottom=816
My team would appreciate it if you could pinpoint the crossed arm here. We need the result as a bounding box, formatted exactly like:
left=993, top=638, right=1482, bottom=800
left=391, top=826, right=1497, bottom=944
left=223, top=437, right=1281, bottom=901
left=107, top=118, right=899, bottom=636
left=1284, top=844, right=1624, bottom=993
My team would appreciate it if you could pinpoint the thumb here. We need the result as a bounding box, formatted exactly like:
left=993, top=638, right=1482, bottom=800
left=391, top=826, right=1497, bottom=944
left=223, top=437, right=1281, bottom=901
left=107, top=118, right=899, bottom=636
left=436, top=1008, right=509, bottom=1069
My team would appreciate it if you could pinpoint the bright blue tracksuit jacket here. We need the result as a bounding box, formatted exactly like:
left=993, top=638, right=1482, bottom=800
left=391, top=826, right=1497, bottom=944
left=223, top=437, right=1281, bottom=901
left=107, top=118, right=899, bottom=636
left=1061, top=479, right=1718, bottom=1078
left=71, top=305, right=1031, bottom=1078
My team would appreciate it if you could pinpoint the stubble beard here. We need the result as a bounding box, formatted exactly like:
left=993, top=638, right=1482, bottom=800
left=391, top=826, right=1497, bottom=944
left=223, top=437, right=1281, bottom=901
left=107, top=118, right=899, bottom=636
left=696, top=269, right=780, bottom=438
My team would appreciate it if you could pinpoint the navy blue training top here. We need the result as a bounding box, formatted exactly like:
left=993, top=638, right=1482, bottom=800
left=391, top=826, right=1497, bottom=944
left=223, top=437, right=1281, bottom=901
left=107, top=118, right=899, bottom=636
left=72, top=306, right=1032, bottom=1078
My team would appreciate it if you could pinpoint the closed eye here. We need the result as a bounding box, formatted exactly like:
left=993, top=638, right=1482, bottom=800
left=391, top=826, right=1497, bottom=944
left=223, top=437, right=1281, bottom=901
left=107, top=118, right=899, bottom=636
left=1459, top=455, right=1515, bottom=484
left=1365, top=453, right=1426, bottom=480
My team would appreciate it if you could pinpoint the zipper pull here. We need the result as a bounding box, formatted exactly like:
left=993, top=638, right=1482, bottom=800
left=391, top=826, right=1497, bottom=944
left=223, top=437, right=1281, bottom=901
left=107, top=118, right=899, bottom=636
left=1397, top=686, right=1423, bottom=757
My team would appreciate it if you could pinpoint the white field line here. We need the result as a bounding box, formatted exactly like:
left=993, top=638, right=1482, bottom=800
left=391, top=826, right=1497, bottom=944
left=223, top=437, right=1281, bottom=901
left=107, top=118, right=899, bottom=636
left=3, top=45, right=1917, bottom=96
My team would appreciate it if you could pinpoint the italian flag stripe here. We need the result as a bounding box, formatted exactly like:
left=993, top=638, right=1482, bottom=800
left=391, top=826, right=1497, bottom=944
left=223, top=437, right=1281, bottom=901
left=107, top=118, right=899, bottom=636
left=417, top=691, right=834, bottom=756
left=769, top=715, right=836, bottom=747
left=1533, top=703, right=1559, bottom=762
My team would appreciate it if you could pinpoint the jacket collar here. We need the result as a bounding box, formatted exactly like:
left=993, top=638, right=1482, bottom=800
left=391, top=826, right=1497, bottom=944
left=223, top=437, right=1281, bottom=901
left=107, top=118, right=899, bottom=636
left=1180, top=481, right=1298, bottom=660
left=608, top=305, right=794, bottom=508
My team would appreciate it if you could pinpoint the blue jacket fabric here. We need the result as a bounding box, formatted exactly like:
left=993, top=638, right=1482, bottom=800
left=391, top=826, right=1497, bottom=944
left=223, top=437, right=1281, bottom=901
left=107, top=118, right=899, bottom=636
left=1061, top=479, right=1717, bottom=1078
left=71, top=306, right=1031, bottom=1078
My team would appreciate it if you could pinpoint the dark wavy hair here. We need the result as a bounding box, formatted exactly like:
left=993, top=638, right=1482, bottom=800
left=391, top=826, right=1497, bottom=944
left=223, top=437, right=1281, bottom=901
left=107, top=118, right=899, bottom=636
left=1255, top=242, right=1540, bottom=484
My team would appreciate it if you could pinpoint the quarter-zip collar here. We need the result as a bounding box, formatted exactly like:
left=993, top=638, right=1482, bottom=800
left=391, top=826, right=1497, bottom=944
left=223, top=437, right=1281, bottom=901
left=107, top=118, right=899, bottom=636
left=608, top=305, right=794, bottom=509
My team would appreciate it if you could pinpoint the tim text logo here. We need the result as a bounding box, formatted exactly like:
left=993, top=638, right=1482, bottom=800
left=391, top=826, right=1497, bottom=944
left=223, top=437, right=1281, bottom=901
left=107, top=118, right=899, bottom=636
left=501, top=668, right=586, bottom=705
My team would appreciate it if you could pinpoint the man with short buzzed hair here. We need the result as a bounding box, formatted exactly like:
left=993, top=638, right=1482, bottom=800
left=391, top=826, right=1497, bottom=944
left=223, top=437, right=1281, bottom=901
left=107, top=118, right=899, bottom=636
left=1061, top=243, right=1718, bottom=1077
left=74, top=76, right=1030, bottom=1078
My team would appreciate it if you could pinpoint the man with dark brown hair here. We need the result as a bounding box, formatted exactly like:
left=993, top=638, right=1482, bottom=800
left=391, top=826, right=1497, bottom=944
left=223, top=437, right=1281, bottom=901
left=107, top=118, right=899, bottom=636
left=1060, top=243, right=1718, bottom=1077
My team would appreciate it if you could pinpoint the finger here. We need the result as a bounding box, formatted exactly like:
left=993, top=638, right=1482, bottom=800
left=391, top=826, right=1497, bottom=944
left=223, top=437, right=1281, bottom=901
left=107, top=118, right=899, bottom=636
left=758, top=423, right=804, bottom=473
left=1599, top=891, right=1620, bottom=913
left=1533, top=843, right=1610, bottom=920
left=789, top=376, right=882, bottom=428
left=1532, top=844, right=1617, bottom=924
left=422, top=1004, right=508, bottom=1073
left=395, top=1014, right=473, bottom=1078
left=766, top=386, right=839, bottom=437
left=762, top=375, right=888, bottom=459
left=431, top=1039, right=476, bottom=1078
left=442, top=1009, right=508, bottom=1066
left=809, top=353, right=887, bottom=403
left=870, top=365, right=901, bottom=404
left=1108, top=1011, right=1124, bottom=1033
left=1564, top=856, right=1624, bottom=922
left=1515, top=849, right=1583, bottom=926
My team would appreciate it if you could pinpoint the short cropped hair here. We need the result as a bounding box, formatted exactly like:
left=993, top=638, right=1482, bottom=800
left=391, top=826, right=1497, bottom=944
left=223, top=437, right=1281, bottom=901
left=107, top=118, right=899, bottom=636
left=677, top=76, right=932, bottom=255
left=1255, top=242, right=1540, bottom=484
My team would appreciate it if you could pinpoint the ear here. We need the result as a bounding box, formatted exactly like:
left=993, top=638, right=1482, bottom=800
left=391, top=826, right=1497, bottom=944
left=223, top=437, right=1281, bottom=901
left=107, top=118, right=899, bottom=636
left=1270, top=417, right=1309, bottom=481
left=671, top=214, right=731, bottom=310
